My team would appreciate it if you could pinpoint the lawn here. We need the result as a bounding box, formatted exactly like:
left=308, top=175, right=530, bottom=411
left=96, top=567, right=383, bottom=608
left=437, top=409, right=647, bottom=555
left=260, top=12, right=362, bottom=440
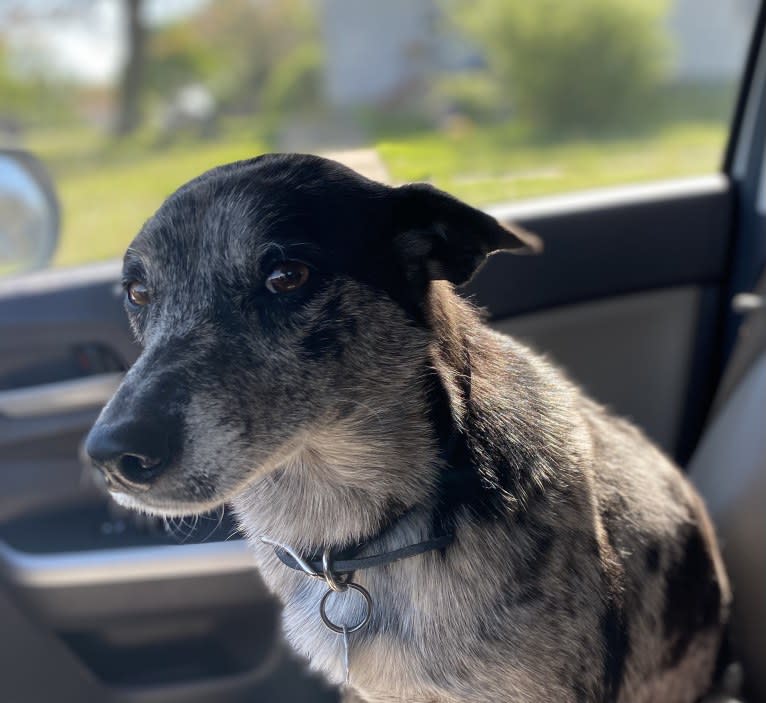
left=26, top=116, right=728, bottom=269
left=29, top=128, right=270, bottom=267
left=377, top=120, right=726, bottom=205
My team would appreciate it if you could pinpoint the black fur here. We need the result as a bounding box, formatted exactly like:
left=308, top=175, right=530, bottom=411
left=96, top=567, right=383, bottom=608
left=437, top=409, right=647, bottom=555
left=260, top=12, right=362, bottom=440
left=663, top=525, right=723, bottom=667
left=601, top=600, right=631, bottom=701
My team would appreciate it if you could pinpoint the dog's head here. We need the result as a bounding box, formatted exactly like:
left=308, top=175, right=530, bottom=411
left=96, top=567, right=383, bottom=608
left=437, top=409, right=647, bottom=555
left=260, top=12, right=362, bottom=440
left=85, top=154, right=538, bottom=516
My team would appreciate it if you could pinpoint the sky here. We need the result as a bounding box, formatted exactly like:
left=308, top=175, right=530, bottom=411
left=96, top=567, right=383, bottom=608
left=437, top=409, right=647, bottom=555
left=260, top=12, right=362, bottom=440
left=1, top=0, right=207, bottom=84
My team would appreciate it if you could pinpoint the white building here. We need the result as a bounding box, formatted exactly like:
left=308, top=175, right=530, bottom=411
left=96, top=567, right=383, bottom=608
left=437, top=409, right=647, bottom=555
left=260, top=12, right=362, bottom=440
left=668, top=0, right=759, bottom=80
left=318, top=0, right=759, bottom=108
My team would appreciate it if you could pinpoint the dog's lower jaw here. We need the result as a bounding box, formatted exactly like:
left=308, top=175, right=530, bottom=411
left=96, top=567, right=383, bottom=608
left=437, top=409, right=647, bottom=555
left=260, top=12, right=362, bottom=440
left=108, top=490, right=228, bottom=517
left=233, top=407, right=442, bottom=554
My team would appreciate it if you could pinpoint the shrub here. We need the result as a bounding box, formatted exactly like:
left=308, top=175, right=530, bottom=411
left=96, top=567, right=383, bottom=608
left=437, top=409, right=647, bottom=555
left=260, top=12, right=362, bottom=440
left=260, top=43, right=323, bottom=115
left=432, top=71, right=506, bottom=121
left=449, top=0, right=670, bottom=133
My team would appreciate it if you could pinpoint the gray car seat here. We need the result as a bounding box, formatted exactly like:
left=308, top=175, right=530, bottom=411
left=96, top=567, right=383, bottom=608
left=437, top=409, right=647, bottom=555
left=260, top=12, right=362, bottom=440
left=689, top=337, right=766, bottom=702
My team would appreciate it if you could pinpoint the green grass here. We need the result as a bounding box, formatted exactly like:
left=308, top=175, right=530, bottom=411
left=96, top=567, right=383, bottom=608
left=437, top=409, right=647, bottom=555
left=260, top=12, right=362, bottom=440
left=32, top=126, right=269, bottom=267
left=377, top=121, right=727, bottom=205
left=26, top=114, right=728, bottom=269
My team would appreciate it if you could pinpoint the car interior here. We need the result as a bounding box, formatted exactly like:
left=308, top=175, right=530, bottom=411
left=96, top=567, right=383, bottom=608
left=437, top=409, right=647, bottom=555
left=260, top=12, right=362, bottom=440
left=0, top=2, right=765, bottom=702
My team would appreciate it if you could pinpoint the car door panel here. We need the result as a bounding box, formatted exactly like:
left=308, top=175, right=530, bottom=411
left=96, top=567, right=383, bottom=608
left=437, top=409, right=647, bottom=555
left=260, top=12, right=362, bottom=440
left=0, top=264, right=344, bottom=702
left=473, top=176, right=732, bottom=464
left=494, top=285, right=705, bottom=455
left=471, top=174, right=732, bottom=317
left=0, top=264, right=135, bottom=523
left=0, top=579, right=335, bottom=703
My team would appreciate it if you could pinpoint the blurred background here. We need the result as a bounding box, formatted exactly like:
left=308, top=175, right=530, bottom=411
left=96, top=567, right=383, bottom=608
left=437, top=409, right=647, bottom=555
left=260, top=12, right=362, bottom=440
left=0, top=0, right=759, bottom=274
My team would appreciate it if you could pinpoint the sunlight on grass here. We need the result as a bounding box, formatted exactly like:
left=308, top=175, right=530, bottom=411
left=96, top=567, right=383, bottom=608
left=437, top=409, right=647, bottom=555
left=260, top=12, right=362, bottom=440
left=31, top=127, right=269, bottom=267
left=376, top=121, right=727, bottom=206
left=26, top=117, right=728, bottom=269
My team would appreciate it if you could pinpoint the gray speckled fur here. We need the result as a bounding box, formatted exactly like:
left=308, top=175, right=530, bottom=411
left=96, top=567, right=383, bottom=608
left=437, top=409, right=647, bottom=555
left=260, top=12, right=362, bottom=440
left=89, top=154, right=731, bottom=703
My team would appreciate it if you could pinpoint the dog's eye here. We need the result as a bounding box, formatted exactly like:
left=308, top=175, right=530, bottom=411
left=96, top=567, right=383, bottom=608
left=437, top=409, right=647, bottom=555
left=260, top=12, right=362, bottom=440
left=266, top=261, right=310, bottom=294
left=126, top=281, right=150, bottom=307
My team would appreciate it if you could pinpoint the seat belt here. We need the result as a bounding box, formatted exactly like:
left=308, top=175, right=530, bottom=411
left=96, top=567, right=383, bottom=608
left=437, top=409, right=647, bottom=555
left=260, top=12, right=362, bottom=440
left=710, top=268, right=766, bottom=419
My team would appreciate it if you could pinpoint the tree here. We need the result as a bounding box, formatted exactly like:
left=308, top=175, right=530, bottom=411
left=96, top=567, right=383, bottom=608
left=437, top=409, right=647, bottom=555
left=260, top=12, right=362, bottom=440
left=0, top=0, right=150, bottom=136
left=146, top=0, right=321, bottom=115
left=448, top=0, right=670, bottom=133
left=114, top=0, right=146, bottom=135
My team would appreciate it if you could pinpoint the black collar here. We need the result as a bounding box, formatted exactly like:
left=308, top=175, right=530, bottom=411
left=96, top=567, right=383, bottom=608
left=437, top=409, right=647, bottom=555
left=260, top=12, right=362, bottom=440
left=272, top=530, right=454, bottom=576
left=269, top=440, right=463, bottom=578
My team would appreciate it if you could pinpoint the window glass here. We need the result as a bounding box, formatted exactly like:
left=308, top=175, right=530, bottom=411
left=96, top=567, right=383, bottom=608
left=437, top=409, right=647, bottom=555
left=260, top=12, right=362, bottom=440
left=0, top=0, right=759, bottom=272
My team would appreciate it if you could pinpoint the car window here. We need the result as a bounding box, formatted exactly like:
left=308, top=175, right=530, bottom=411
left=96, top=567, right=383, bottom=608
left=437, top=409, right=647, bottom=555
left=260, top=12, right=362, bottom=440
left=0, top=0, right=759, bottom=273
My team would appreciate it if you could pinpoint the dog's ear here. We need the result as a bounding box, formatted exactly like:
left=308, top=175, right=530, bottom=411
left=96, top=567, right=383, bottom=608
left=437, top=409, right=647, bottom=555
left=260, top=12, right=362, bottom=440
left=390, top=183, right=542, bottom=286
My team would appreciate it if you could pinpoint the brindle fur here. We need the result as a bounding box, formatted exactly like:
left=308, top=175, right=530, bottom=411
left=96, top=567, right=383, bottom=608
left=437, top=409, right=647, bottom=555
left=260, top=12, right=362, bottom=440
left=87, top=154, right=731, bottom=702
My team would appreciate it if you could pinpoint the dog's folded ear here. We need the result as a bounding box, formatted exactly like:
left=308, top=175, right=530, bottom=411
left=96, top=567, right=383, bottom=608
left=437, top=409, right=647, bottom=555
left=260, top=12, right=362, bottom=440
left=390, top=183, right=542, bottom=286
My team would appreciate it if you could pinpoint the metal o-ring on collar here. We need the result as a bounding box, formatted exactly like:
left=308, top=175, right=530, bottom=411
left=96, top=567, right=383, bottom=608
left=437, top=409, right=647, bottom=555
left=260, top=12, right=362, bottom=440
left=320, top=583, right=373, bottom=634
left=322, top=548, right=347, bottom=592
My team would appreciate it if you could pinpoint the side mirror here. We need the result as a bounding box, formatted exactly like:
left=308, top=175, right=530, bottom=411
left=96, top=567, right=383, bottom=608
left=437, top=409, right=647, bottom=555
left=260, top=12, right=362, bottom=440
left=0, top=150, right=60, bottom=275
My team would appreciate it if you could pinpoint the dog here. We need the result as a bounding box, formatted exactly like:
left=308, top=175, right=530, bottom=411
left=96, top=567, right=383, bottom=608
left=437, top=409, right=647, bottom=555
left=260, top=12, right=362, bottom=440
left=86, top=153, right=731, bottom=702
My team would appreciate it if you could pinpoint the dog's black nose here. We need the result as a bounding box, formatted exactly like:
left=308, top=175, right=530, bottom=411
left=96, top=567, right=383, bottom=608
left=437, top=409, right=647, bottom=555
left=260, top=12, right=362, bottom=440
left=86, top=421, right=170, bottom=490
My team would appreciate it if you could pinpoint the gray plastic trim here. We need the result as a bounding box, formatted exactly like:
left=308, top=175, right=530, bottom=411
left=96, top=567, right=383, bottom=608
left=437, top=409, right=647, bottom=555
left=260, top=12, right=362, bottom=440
left=0, top=539, right=257, bottom=588
left=0, top=372, right=123, bottom=419
left=494, top=286, right=700, bottom=454
left=758, top=130, right=766, bottom=214
left=0, top=260, right=122, bottom=296
left=689, top=351, right=766, bottom=701
left=734, top=25, right=766, bottom=180
left=487, top=174, right=728, bottom=221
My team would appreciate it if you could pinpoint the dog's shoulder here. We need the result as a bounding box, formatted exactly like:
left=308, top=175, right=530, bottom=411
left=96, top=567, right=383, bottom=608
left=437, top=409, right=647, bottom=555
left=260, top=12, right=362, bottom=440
left=464, top=325, right=730, bottom=701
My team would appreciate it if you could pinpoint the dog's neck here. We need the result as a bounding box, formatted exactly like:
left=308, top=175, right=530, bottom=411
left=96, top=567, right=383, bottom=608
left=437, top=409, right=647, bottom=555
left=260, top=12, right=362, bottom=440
left=229, top=283, right=592, bottom=697
left=233, top=283, right=480, bottom=556
left=233, top=281, right=568, bottom=559
left=233, top=381, right=445, bottom=554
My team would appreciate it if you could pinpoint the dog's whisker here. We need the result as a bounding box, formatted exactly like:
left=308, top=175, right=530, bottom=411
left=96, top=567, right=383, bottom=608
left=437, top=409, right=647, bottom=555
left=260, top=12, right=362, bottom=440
left=201, top=503, right=227, bottom=542
left=179, top=515, right=196, bottom=542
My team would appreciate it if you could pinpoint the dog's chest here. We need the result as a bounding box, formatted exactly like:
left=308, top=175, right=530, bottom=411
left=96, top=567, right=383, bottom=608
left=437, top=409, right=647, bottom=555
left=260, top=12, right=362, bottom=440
left=248, top=539, right=445, bottom=693
left=250, top=541, right=374, bottom=679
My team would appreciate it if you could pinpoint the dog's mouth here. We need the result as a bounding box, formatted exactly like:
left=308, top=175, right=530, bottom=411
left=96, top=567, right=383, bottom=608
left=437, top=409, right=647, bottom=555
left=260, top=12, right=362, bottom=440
left=88, top=411, right=311, bottom=519
left=88, top=452, right=229, bottom=517
left=108, top=489, right=227, bottom=518
left=98, top=443, right=298, bottom=519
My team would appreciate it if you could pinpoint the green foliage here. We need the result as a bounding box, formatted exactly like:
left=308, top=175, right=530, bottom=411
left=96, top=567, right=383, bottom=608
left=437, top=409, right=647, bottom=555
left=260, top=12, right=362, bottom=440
left=146, top=0, right=321, bottom=113
left=145, top=22, right=221, bottom=96
left=24, top=112, right=726, bottom=268
left=431, top=71, right=505, bottom=121
left=377, top=119, right=725, bottom=205
left=0, top=44, right=76, bottom=126
left=260, top=43, right=322, bottom=114
left=448, top=0, right=670, bottom=133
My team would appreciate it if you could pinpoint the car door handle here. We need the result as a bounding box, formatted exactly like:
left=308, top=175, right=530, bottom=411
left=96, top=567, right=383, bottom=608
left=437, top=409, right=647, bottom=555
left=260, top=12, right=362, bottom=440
left=0, top=372, right=122, bottom=419
left=732, top=292, right=765, bottom=314
left=0, top=539, right=257, bottom=588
